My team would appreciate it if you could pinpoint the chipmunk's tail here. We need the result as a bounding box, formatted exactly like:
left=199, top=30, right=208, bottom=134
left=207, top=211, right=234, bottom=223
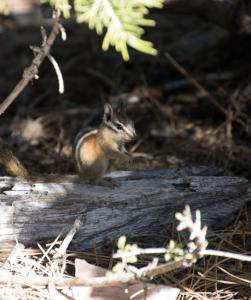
left=0, top=139, right=31, bottom=181
left=0, top=139, right=80, bottom=183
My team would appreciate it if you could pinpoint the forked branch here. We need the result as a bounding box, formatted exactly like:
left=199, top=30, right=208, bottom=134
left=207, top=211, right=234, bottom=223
left=0, top=10, right=64, bottom=115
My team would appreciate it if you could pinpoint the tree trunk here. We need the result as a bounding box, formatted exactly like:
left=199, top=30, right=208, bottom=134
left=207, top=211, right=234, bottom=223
left=0, top=166, right=250, bottom=251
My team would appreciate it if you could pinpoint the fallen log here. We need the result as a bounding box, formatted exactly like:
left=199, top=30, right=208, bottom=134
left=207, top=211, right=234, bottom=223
left=0, top=166, right=250, bottom=251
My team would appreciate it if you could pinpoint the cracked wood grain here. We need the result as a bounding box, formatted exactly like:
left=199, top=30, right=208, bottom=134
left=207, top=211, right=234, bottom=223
left=0, top=167, right=249, bottom=251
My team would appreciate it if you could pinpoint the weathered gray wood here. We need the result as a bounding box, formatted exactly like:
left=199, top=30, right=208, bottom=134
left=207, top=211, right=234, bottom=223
left=0, top=166, right=250, bottom=251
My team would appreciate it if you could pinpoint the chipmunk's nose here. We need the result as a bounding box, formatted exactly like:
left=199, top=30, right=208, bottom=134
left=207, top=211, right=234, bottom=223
left=127, top=122, right=136, bottom=139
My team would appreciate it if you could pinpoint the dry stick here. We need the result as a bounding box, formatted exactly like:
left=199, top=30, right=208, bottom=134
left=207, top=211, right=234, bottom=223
left=113, top=248, right=168, bottom=258
left=0, top=11, right=62, bottom=115
left=0, top=259, right=185, bottom=288
left=201, top=249, right=251, bottom=262
left=163, top=72, right=234, bottom=92
left=218, top=267, right=251, bottom=285
left=140, top=259, right=184, bottom=278
left=34, top=233, right=62, bottom=272
left=53, top=219, right=81, bottom=259
left=30, top=46, right=65, bottom=94
left=114, top=248, right=251, bottom=262
left=164, top=52, right=248, bottom=130
left=164, top=52, right=228, bottom=115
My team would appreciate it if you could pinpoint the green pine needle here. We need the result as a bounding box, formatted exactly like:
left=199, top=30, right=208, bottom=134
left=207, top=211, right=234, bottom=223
left=40, top=0, right=164, bottom=60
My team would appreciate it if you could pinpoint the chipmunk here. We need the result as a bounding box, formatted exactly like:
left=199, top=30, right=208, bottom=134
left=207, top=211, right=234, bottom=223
left=74, top=103, right=136, bottom=187
left=0, top=103, right=136, bottom=186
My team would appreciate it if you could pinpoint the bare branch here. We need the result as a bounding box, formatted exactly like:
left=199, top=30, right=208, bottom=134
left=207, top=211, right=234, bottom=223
left=113, top=248, right=168, bottom=258
left=164, top=52, right=248, bottom=130
left=0, top=259, right=185, bottom=288
left=201, top=249, right=251, bottom=262
left=0, top=10, right=62, bottom=115
left=165, top=52, right=228, bottom=115
left=139, top=259, right=184, bottom=278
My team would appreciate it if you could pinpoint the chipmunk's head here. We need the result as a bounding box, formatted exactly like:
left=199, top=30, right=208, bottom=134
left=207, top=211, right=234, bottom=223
left=102, top=103, right=136, bottom=142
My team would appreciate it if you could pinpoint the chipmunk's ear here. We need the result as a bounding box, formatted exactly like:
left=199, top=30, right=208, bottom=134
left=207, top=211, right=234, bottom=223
left=103, top=103, right=114, bottom=123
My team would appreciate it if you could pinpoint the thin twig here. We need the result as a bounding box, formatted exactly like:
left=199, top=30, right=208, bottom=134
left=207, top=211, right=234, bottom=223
left=0, top=11, right=62, bottom=115
left=113, top=248, right=167, bottom=258
left=114, top=247, right=251, bottom=263
left=0, top=259, right=185, bottom=288
left=201, top=249, right=251, bottom=262
left=164, top=52, right=249, bottom=131
left=29, top=233, right=62, bottom=275
left=30, top=45, right=65, bottom=94
left=53, top=219, right=81, bottom=259
left=163, top=72, right=234, bottom=92
left=165, top=52, right=228, bottom=115
left=59, top=24, right=67, bottom=41
left=218, top=267, right=251, bottom=285
left=47, top=53, right=64, bottom=94
left=139, top=259, right=184, bottom=278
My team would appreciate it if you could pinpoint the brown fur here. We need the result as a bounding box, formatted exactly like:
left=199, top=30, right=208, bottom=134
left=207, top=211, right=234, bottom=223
left=76, top=130, right=109, bottom=181
left=0, top=103, right=135, bottom=184
left=0, top=139, right=31, bottom=181
left=74, top=103, right=136, bottom=184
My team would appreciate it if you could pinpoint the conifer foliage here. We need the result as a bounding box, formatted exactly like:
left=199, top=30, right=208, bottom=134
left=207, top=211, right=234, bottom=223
left=0, top=0, right=164, bottom=60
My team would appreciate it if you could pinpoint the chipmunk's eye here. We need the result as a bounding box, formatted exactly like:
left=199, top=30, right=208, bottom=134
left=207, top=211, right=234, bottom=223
left=116, top=123, right=123, bottom=130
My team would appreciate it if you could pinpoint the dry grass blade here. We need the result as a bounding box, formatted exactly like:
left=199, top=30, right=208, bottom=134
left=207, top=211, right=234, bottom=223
left=218, top=267, right=251, bottom=286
